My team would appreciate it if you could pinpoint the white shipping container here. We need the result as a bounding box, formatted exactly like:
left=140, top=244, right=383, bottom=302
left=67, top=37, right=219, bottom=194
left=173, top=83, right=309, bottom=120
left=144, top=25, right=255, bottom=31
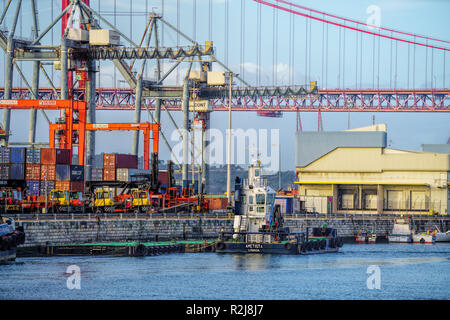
left=89, top=29, right=120, bottom=46
left=207, top=71, right=227, bottom=85
left=67, top=29, right=89, bottom=42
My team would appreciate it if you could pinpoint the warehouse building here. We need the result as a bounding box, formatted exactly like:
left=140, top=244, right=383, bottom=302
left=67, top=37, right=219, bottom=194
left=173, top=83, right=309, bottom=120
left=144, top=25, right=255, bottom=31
left=294, top=125, right=450, bottom=216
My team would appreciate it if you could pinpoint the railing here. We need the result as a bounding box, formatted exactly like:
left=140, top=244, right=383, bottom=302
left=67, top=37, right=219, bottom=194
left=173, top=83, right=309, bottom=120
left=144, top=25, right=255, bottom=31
left=8, top=210, right=234, bottom=222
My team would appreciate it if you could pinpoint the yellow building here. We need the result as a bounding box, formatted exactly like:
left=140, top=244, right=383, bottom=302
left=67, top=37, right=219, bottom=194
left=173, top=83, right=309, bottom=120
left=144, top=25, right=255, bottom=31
left=295, top=147, right=450, bottom=216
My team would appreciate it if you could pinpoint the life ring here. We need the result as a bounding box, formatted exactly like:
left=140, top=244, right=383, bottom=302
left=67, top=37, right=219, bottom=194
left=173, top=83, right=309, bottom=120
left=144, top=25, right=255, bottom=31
left=216, top=242, right=226, bottom=250
left=134, top=244, right=148, bottom=257
left=284, top=243, right=292, bottom=251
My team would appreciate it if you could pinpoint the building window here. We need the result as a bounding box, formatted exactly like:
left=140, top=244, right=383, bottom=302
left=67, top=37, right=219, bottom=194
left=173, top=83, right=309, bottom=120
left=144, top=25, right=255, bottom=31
left=257, top=206, right=265, bottom=213
left=256, top=194, right=265, bottom=205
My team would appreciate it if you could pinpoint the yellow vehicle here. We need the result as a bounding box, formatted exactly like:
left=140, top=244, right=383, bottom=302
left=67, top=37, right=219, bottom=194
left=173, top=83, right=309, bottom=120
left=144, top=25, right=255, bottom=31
left=130, top=189, right=151, bottom=207
left=93, top=189, right=116, bottom=213
left=48, top=189, right=84, bottom=212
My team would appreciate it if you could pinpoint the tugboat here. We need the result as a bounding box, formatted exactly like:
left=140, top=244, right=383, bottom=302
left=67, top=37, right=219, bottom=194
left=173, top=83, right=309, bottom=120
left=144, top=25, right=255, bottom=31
left=0, top=216, right=25, bottom=264
left=216, top=162, right=343, bottom=255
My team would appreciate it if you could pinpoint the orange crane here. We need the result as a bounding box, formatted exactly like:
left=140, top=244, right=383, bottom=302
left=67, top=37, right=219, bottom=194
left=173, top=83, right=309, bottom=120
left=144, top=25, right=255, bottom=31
left=0, top=99, right=159, bottom=169
left=48, top=122, right=159, bottom=170
left=0, top=99, right=87, bottom=164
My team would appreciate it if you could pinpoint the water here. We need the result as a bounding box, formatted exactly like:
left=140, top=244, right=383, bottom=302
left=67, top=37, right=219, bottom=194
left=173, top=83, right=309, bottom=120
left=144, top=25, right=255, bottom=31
left=1, top=244, right=449, bottom=300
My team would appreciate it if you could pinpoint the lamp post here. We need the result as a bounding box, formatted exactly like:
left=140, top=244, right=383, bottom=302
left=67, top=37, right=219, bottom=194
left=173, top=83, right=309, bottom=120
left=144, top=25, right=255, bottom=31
left=226, top=72, right=233, bottom=207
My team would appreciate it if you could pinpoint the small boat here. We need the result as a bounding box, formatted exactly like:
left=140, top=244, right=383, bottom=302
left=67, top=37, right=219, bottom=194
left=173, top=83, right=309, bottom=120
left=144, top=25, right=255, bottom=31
left=388, top=219, right=412, bottom=243
left=216, top=162, right=343, bottom=255
left=412, top=232, right=435, bottom=244
left=0, top=216, right=26, bottom=264
left=355, top=232, right=377, bottom=244
left=433, top=227, right=450, bottom=242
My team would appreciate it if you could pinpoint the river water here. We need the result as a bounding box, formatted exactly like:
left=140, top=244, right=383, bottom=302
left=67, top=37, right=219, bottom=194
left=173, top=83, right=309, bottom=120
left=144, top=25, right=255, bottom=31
left=1, top=244, right=449, bottom=300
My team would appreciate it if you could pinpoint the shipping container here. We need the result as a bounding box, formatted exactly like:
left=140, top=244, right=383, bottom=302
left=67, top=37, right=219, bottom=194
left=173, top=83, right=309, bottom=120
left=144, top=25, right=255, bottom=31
left=103, top=153, right=138, bottom=169
left=69, top=165, right=84, bottom=181
left=103, top=154, right=116, bottom=167
left=70, top=181, right=84, bottom=192
left=55, top=164, right=70, bottom=181
left=116, top=154, right=138, bottom=169
left=9, top=147, right=26, bottom=164
left=0, top=147, right=10, bottom=164
left=41, top=148, right=71, bottom=165
left=89, top=168, right=103, bottom=181
left=130, top=169, right=151, bottom=182
left=25, top=164, right=41, bottom=180
left=26, top=180, right=40, bottom=197
left=9, top=163, right=25, bottom=180
left=116, top=168, right=151, bottom=182
left=158, top=171, right=169, bottom=185
left=39, top=180, right=55, bottom=196
left=40, top=164, right=56, bottom=180
left=0, top=164, right=9, bottom=179
left=55, top=181, right=70, bottom=191
left=26, top=148, right=41, bottom=164
left=103, top=166, right=116, bottom=181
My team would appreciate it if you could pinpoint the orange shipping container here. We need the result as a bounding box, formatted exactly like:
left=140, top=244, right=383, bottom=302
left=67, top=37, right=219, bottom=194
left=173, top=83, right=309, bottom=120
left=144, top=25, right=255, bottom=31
left=55, top=181, right=70, bottom=190
left=40, top=164, right=56, bottom=180
left=25, top=164, right=41, bottom=180
left=103, top=166, right=116, bottom=181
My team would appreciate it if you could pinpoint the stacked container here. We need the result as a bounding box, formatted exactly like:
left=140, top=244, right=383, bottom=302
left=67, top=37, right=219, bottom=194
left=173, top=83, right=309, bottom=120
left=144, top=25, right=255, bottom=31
left=8, top=148, right=26, bottom=180
left=103, top=153, right=138, bottom=181
left=116, top=168, right=151, bottom=182
left=69, top=165, right=84, bottom=192
left=89, top=168, right=103, bottom=181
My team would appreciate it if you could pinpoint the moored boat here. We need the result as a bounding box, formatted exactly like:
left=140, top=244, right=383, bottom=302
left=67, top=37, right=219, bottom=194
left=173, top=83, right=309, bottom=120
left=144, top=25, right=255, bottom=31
left=388, top=219, right=412, bottom=243
left=215, top=162, right=343, bottom=255
left=0, top=216, right=25, bottom=264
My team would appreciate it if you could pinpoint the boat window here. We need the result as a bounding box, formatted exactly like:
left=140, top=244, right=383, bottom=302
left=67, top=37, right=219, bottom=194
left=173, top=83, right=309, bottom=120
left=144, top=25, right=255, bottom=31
left=249, top=206, right=254, bottom=211
left=256, top=194, right=265, bottom=205
left=254, top=169, right=260, bottom=177
left=241, top=195, right=246, bottom=204
left=257, top=206, right=265, bottom=213
left=249, top=196, right=254, bottom=204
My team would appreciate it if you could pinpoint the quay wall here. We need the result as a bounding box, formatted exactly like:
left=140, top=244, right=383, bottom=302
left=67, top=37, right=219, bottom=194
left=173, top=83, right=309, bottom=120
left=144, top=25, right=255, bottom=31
left=16, top=216, right=450, bottom=247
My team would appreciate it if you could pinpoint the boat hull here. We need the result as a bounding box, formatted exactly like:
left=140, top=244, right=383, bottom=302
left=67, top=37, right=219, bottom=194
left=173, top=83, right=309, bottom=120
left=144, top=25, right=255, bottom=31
left=435, top=233, right=450, bottom=242
left=388, top=235, right=412, bottom=243
left=216, top=239, right=340, bottom=255
left=0, top=248, right=16, bottom=264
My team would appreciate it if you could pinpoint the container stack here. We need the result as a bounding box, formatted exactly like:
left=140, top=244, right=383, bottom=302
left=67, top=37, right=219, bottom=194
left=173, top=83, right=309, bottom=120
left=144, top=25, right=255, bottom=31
left=0, top=146, right=86, bottom=197
left=102, top=153, right=138, bottom=181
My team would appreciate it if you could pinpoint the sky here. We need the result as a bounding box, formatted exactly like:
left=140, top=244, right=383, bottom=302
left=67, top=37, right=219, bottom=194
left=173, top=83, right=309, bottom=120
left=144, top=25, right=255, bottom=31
left=0, top=0, right=449, bottom=171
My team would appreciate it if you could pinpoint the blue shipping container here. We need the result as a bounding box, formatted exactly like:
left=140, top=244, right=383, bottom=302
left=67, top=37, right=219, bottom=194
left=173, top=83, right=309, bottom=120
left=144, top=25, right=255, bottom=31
left=26, top=148, right=41, bottom=164
left=55, top=165, right=70, bottom=181
left=9, top=163, right=25, bottom=180
left=70, top=165, right=84, bottom=181
left=9, top=147, right=26, bottom=164
left=26, top=180, right=40, bottom=197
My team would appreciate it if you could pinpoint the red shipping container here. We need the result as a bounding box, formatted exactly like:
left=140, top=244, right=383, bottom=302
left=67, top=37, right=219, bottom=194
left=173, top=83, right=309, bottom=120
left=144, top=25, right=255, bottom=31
left=40, top=164, right=56, bottom=180
left=41, top=148, right=71, bottom=165
left=103, top=153, right=138, bottom=169
left=25, top=164, right=41, bottom=180
left=103, top=166, right=116, bottom=181
left=55, top=181, right=70, bottom=190
left=158, top=171, right=169, bottom=185
left=70, top=181, right=84, bottom=192
left=115, top=154, right=138, bottom=169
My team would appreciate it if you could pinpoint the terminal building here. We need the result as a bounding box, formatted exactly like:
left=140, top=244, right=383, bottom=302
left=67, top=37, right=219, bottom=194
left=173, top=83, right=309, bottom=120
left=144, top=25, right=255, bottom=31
left=294, top=125, right=450, bottom=216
